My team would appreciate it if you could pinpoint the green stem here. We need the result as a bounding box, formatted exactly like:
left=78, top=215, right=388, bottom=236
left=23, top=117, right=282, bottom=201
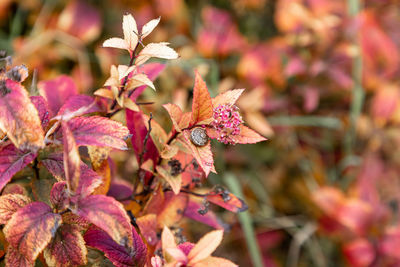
left=224, top=173, right=264, bottom=267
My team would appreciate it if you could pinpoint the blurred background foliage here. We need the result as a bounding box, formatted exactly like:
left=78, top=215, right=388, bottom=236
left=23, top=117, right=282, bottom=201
left=2, top=0, right=400, bottom=266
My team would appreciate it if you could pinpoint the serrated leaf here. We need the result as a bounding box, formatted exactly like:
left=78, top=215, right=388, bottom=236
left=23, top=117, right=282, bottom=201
left=74, top=195, right=133, bottom=248
left=191, top=72, right=213, bottom=125
left=43, top=224, right=87, bottom=267
left=141, top=17, right=160, bottom=39
left=232, top=125, right=267, bottom=144
left=187, top=230, right=223, bottom=264
left=0, top=193, right=31, bottom=224
left=135, top=42, right=178, bottom=66
left=62, top=121, right=80, bottom=194
left=84, top=225, right=147, bottom=267
left=3, top=202, right=62, bottom=261
left=157, top=165, right=182, bottom=195
left=67, top=116, right=129, bottom=150
left=182, top=130, right=215, bottom=177
left=211, top=89, right=244, bottom=107
left=0, top=80, right=45, bottom=151
left=0, top=144, right=37, bottom=192
left=5, top=246, right=34, bottom=267
left=38, top=75, right=78, bottom=117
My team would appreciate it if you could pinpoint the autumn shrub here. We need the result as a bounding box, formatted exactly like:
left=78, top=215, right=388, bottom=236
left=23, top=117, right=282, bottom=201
left=0, top=13, right=266, bottom=267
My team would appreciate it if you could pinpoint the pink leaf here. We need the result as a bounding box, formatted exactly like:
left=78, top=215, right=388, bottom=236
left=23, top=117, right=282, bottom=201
left=62, top=121, right=80, bottom=193
left=30, top=96, right=50, bottom=129
left=74, top=195, right=133, bottom=248
left=67, top=116, right=129, bottom=150
left=3, top=202, right=62, bottom=261
left=38, top=75, right=78, bottom=116
left=57, top=95, right=101, bottom=116
left=84, top=225, right=147, bottom=267
left=50, top=181, right=68, bottom=211
left=5, top=246, right=34, bottom=267
left=0, top=193, right=31, bottom=224
left=0, top=80, right=45, bottom=151
left=0, top=144, right=37, bottom=192
left=43, top=224, right=87, bottom=266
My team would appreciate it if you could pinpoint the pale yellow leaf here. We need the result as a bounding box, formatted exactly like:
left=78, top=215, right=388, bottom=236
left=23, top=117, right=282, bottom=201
left=123, top=98, right=139, bottom=112
left=212, top=89, right=245, bottom=107
left=94, top=89, right=113, bottom=99
left=122, top=14, right=138, bottom=50
left=188, top=230, right=223, bottom=264
left=102, top=38, right=128, bottom=50
left=142, top=17, right=160, bottom=39
left=130, top=73, right=155, bottom=90
left=135, top=42, right=178, bottom=65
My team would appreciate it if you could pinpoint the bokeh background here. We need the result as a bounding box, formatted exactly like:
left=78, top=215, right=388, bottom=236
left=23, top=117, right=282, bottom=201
left=2, top=0, right=400, bottom=266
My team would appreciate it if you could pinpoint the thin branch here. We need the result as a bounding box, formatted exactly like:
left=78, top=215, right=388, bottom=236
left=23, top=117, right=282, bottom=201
left=138, top=113, right=153, bottom=166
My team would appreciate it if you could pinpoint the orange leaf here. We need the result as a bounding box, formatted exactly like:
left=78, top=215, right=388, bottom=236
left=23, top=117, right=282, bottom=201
left=191, top=72, right=213, bottom=125
left=156, top=165, right=182, bottom=195
left=188, top=230, right=223, bottom=264
left=163, top=103, right=184, bottom=132
left=232, top=125, right=267, bottom=144
left=157, top=192, right=188, bottom=228
left=137, top=214, right=158, bottom=246
left=182, top=130, right=215, bottom=177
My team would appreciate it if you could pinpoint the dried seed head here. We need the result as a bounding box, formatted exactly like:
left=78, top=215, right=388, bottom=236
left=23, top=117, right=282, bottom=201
left=190, top=127, right=209, bottom=147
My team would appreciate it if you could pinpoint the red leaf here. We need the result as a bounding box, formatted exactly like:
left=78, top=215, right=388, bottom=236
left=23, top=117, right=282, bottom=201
left=62, top=121, right=80, bottom=194
left=0, top=193, right=31, bottom=224
left=30, top=96, right=50, bottom=129
left=57, top=95, right=101, bottom=116
left=38, top=75, right=78, bottom=117
left=43, top=224, right=87, bottom=267
left=67, top=116, right=129, bottom=150
left=84, top=225, right=147, bottom=267
left=191, top=72, right=213, bottom=124
left=380, top=226, right=400, bottom=260
left=206, top=189, right=248, bottom=213
left=126, top=110, right=159, bottom=167
left=183, top=200, right=226, bottom=229
left=232, top=125, right=267, bottom=144
left=3, top=202, right=62, bottom=261
left=0, top=144, right=37, bottom=192
left=0, top=80, right=45, bottom=151
left=50, top=182, right=68, bottom=211
left=5, top=246, right=34, bottom=267
left=182, top=130, right=215, bottom=177
left=74, top=195, right=133, bottom=248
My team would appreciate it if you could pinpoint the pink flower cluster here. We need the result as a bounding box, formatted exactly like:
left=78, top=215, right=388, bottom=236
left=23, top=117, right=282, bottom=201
left=211, top=104, right=243, bottom=144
